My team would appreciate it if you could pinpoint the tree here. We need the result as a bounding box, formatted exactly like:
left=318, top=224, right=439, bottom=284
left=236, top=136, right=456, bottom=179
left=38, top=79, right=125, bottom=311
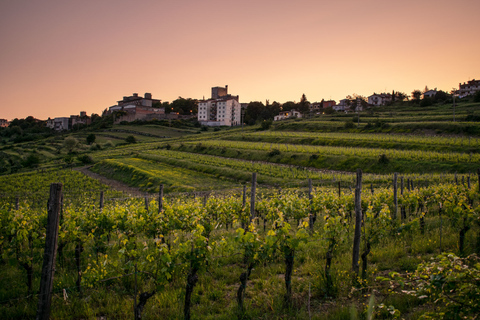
left=86, top=134, right=96, bottom=145
left=63, top=137, right=78, bottom=153
left=171, top=97, right=198, bottom=115
left=394, top=91, right=408, bottom=102
left=282, top=101, right=297, bottom=112
left=298, top=94, right=310, bottom=114
left=412, top=90, right=422, bottom=102
left=245, top=101, right=265, bottom=124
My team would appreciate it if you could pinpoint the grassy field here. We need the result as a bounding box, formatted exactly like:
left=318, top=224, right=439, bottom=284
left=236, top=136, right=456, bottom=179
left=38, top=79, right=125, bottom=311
left=1, top=99, right=480, bottom=319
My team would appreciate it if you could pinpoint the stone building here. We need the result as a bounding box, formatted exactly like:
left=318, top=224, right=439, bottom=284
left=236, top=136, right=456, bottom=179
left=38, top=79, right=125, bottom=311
left=458, top=79, right=480, bottom=98
left=107, top=93, right=165, bottom=123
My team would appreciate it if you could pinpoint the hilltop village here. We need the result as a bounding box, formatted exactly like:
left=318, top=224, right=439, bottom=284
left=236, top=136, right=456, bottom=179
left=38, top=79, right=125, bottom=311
left=2, top=79, right=480, bottom=131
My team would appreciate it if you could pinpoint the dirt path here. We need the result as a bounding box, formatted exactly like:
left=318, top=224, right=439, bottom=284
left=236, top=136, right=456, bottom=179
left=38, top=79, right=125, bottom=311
left=75, top=166, right=146, bottom=196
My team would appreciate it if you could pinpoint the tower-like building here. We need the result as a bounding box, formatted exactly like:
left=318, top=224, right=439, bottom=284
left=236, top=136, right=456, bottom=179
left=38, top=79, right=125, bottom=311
left=198, top=85, right=241, bottom=126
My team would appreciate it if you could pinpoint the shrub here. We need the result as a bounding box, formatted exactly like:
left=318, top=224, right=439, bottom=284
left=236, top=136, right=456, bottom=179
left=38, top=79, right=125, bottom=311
left=268, top=149, right=281, bottom=157
left=378, top=154, right=389, bottom=164
left=78, top=154, right=94, bottom=165
left=86, top=133, right=96, bottom=145
left=260, top=120, right=273, bottom=131
left=474, top=91, right=480, bottom=102
left=310, top=154, right=319, bottom=160
left=125, top=135, right=136, bottom=144
left=344, top=121, right=355, bottom=129
left=22, top=153, right=40, bottom=168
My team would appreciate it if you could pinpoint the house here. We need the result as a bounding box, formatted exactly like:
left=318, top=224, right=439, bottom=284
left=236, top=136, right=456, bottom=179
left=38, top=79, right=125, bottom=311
left=274, top=110, right=302, bottom=121
left=309, top=100, right=337, bottom=113
left=323, top=100, right=336, bottom=109
left=309, top=102, right=322, bottom=112
left=333, top=99, right=349, bottom=111
left=198, top=86, right=242, bottom=126
left=106, top=93, right=165, bottom=123
left=368, top=93, right=392, bottom=106
left=423, top=89, right=437, bottom=99
left=52, top=117, right=70, bottom=131
left=458, top=79, right=480, bottom=98
left=46, top=112, right=92, bottom=131
left=0, top=119, right=8, bottom=128
left=70, top=111, right=91, bottom=128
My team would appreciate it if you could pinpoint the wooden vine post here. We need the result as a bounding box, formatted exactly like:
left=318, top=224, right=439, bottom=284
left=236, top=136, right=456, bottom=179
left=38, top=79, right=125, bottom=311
left=393, top=173, right=398, bottom=221
left=250, top=173, right=257, bottom=225
left=36, top=183, right=63, bottom=320
left=144, top=192, right=149, bottom=212
left=477, top=169, right=480, bottom=193
left=99, top=190, right=104, bottom=210
left=352, top=169, right=362, bottom=277
left=241, top=185, right=247, bottom=229
left=308, top=179, right=314, bottom=233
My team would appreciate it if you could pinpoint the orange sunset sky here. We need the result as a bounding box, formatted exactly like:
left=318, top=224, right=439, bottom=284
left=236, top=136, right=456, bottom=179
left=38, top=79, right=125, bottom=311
left=1, top=0, right=479, bottom=121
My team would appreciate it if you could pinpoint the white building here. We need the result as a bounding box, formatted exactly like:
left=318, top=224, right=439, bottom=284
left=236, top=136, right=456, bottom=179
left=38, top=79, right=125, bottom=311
left=198, top=86, right=242, bottom=126
left=423, top=89, right=437, bottom=99
left=273, top=110, right=302, bottom=121
left=368, top=93, right=392, bottom=106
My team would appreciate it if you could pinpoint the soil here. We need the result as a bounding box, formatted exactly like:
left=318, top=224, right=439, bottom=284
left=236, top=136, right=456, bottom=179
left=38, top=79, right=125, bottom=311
left=75, top=166, right=145, bottom=196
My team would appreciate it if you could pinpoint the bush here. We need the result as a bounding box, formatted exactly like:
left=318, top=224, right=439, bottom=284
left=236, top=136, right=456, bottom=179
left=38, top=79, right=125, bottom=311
left=267, top=149, right=281, bottom=157
left=86, top=133, right=96, bottom=145
left=474, top=91, right=480, bottom=102
left=90, top=143, right=101, bottom=151
left=310, top=154, right=319, bottom=160
left=344, top=121, right=355, bottom=129
left=260, top=120, right=273, bottom=130
left=125, top=135, right=136, bottom=144
left=378, top=154, right=389, bottom=164
left=78, top=154, right=94, bottom=165
left=420, top=98, right=433, bottom=107
left=22, top=153, right=40, bottom=168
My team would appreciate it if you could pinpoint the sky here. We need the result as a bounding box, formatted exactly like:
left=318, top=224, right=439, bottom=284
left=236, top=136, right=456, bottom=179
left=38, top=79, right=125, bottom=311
left=1, top=0, right=479, bottom=120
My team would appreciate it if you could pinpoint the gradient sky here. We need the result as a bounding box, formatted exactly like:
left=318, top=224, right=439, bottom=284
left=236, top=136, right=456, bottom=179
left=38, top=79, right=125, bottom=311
left=1, top=0, right=479, bottom=120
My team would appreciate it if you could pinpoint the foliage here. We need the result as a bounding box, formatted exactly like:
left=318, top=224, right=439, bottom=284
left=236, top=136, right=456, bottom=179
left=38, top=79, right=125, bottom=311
left=63, top=136, right=78, bottom=153
left=86, top=133, right=96, bottom=145
left=125, top=135, right=136, bottom=144
left=386, top=253, right=480, bottom=319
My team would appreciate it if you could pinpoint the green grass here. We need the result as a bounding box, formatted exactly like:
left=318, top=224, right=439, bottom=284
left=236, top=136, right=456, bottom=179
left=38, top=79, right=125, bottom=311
left=91, top=157, right=241, bottom=193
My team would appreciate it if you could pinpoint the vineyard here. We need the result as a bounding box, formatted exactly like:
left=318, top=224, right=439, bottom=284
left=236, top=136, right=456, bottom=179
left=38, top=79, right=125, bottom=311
left=2, top=100, right=480, bottom=319
left=1, top=168, right=480, bottom=319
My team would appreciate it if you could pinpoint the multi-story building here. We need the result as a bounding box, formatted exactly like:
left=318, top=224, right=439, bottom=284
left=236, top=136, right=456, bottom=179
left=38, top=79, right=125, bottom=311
left=198, top=86, right=242, bottom=126
left=458, top=79, right=480, bottom=98
left=46, top=111, right=91, bottom=131
left=0, top=119, right=8, bottom=128
left=368, top=93, right=392, bottom=106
